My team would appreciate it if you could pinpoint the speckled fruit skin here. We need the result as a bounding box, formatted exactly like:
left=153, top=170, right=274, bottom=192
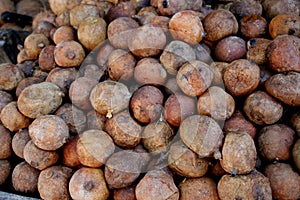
left=258, top=124, right=296, bottom=161
left=223, top=59, right=260, bottom=97
left=264, top=163, right=300, bottom=200
left=29, top=115, right=69, bottom=151
left=17, top=82, right=64, bottom=119
left=266, top=35, right=300, bottom=72
left=135, top=170, right=179, bottom=200
left=220, top=132, right=257, bottom=175
left=90, top=80, right=131, bottom=118
left=243, top=91, right=283, bottom=125
left=179, top=115, right=223, bottom=157
left=218, top=171, right=272, bottom=200
left=169, top=10, right=205, bottom=45
left=69, top=167, right=110, bottom=200
left=76, top=130, right=115, bottom=168
left=265, top=72, right=300, bottom=106
left=179, top=177, right=219, bottom=200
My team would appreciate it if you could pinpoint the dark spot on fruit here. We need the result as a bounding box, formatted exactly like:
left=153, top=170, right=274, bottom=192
left=288, top=28, right=296, bottom=35
left=249, top=39, right=257, bottom=47
left=162, top=0, right=169, bottom=8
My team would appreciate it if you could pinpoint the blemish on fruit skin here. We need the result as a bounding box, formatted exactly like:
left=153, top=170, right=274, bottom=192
left=162, top=0, right=169, bottom=8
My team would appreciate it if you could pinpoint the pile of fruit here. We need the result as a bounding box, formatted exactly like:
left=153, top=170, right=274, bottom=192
left=0, top=0, right=300, bottom=199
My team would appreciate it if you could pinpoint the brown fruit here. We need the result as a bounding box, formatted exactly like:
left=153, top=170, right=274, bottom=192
left=90, top=80, right=131, bottom=118
left=176, top=60, right=213, bottom=97
left=262, top=0, right=300, bottom=20
left=194, top=43, right=213, bottom=64
left=169, top=10, right=204, bottom=45
left=197, top=86, right=235, bottom=121
left=70, top=4, right=100, bottom=28
left=17, top=82, right=64, bottom=119
left=246, top=38, right=272, bottom=65
left=24, top=140, right=59, bottom=170
left=134, top=6, right=157, bottom=25
left=105, top=150, right=147, bottom=188
left=108, top=17, right=139, bottom=49
left=217, top=170, right=272, bottom=200
left=149, top=15, right=170, bottom=34
left=240, top=14, right=267, bottom=39
left=135, top=170, right=179, bottom=200
left=12, top=129, right=31, bottom=159
left=86, top=111, right=106, bottom=130
left=96, top=43, right=115, bottom=67
left=220, top=132, right=257, bottom=175
left=107, top=49, right=136, bottom=81
left=69, top=167, right=109, bottom=200
left=16, top=76, right=45, bottom=97
left=229, top=0, right=262, bottom=18
left=168, top=141, right=209, bottom=178
left=179, top=177, right=219, bottom=200
left=214, top=36, right=246, bottom=62
left=32, top=11, right=56, bottom=30
left=69, top=77, right=98, bottom=111
left=0, top=160, right=10, bottom=186
left=203, top=9, right=238, bottom=42
left=142, top=121, right=174, bottom=154
left=264, top=162, right=300, bottom=200
left=130, top=85, right=164, bottom=124
left=159, top=40, right=196, bottom=75
left=164, top=93, right=196, bottom=127
left=52, top=26, right=75, bottom=45
left=0, top=63, right=24, bottom=91
left=0, top=125, right=12, bottom=159
left=293, top=139, right=300, bottom=171
left=49, top=0, right=81, bottom=15
left=24, top=34, right=50, bottom=59
left=33, top=21, right=55, bottom=39
left=258, top=124, right=296, bottom=161
left=55, top=9, right=71, bottom=26
left=106, top=1, right=136, bottom=23
left=38, top=165, right=73, bottom=200
left=80, top=64, right=105, bottom=81
left=54, top=40, right=86, bottom=67
left=134, top=58, right=167, bottom=86
left=266, top=35, right=300, bottom=72
left=105, top=110, right=142, bottom=149
left=243, top=91, right=283, bottom=125
left=76, top=129, right=115, bottom=167
left=128, top=25, right=166, bottom=58
left=55, top=103, right=87, bottom=134
left=210, top=62, right=228, bottom=86
left=17, top=49, right=32, bottom=64
left=223, top=110, right=257, bottom=139
left=0, top=101, right=31, bottom=132
left=269, top=13, right=300, bottom=39
left=164, top=77, right=180, bottom=94
left=0, top=91, right=13, bottom=113
left=113, top=185, right=136, bottom=200
left=265, top=72, right=300, bottom=106
left=62, top=136, right=81, bottom=168
left=78, top=16, right=107, bottom=51
left=29, top=115, right=69, bottom=151
left=46, top=67, right=79, bottom=95
left=223, top=59, right=260, bottom=97
left=12, top=161, right=40, bottom=193
left=180, top=115, right=223, bottom=157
